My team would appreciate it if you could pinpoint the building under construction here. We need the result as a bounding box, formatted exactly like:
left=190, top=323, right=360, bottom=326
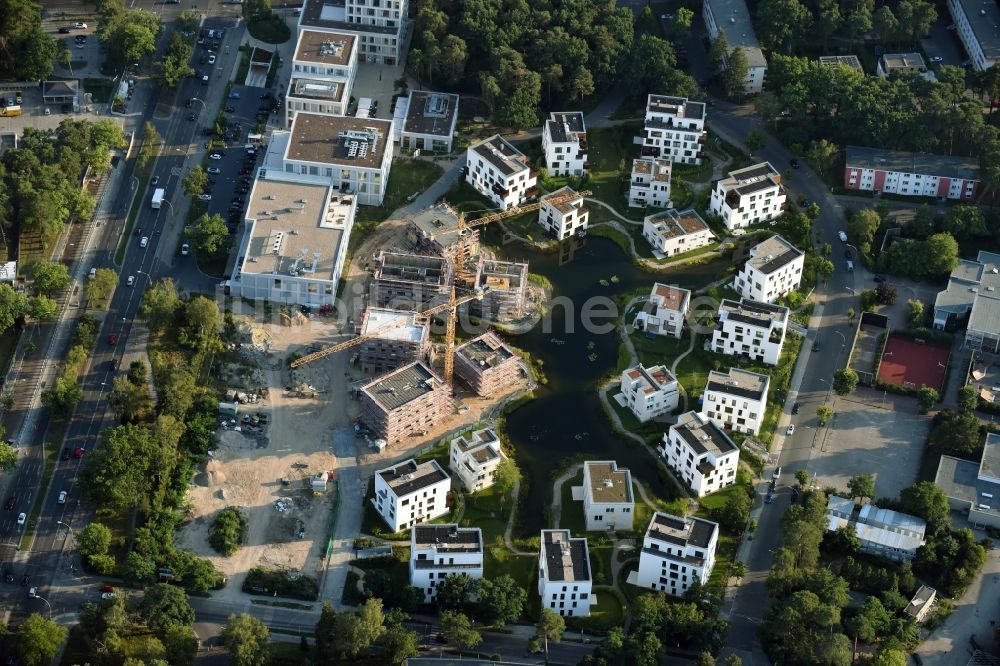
left=405, top=202, right=480, bottom=262
left=471, top=258, right=529, bottom=321
left=358, top=307, right=431, bottom=374
left=454, top=331, right=524, bottom=397
left=359, top=361, right=453, bottom=444
left=371, top=251, right=453, bottom=311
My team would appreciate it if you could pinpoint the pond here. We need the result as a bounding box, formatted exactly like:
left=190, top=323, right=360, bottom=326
left=494, top=234, right=724, bottom=537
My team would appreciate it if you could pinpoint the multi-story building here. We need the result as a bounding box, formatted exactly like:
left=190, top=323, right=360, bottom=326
left=701, top=367, right=770, bottom=436
left=904, top=586, right=938, bottom=624
left=285, top=30, right=357, bottom=126
left=394, top=91, right=460, bottom=154
left=472, top=259, right=528, bottom=321
left=581, top=461, right=634, bottom=531
left=633, top=283, right=690, bottom=339
left=619, top=364, right=680, bottom=422
left=948, top=0, right=1000, bottom=71
left=636, top=95, right=707, bottom=165
left=538, top=187, right=589, bottom=241
left=628, top=157, right=673, bottom=209
left=404, top=202, right=479, bottom=263
left=932, top=250, right=1000, bottom=353
left=449, top=427, right=503, bottom=493
left=298, top=0, right=407, bottom=65
left=229, top=178, right=356, bottom=307
left=825, top=496, right=927, bottom=561
left=876, top=52, right=928, bottom=77
left=542, top=112, right=588, bottom=176
left=359, top=362, right=453, bottom=444
left=734, top=234, right=804, bottom=304
left=538, top=530, right=592, bottom=617
left=466, top=135, right=537, bottom=210
left=703, top=0, right=767, bottom=93
left=358, top=307, right=430, bottom=374
left=843, top=145, right=980, bottom=201
left=631, top=512, right=718, bottom=596
left=409, top=524, right=484, bottom=603
left=371, top=251, right=452, bottom=310
left=658, top=411, right=740, bottom=497
left=642, top=208, right=713, bottom=258
left=819, top=55, right=865, bottom=74
left=373, top=458, right=450, bottom=532
left=935, top=432, right=1000, bottom=529
left=453, top=332, right=523, bottom=398
left=709, top=162, right=786, bottom=231
left=711, top=298, right=789, bottom=366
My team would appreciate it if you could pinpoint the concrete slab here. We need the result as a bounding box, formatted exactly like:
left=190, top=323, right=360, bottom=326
left=351, top=60, right=406, bottom=122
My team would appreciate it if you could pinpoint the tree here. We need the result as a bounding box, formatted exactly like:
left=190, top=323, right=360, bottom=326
left=906, top=299, right=925, bottom=328
left=670, top=8, right=694, bottom=44
left=847, top=208, right=881, bottom=257
left=376, top=624, right=421, bottom=665
left=30, top=261, right=70, bottom=296
left=161, top=625, right=199, bottom=666
left=315, top=602, right=337, bottom=663
left=183, top=166, right=209, bottom=197
left=696, top=652, right=716, bottom=666
left=757, top=0, right=812, bottom=53
left=180, top=296, right=222, bottom=351
left=816, top=405, right=834, bottom=426
left=874, top=282, right=897, bottom=305
left=873, top=5, right=899, bottom=44
left=847, top=6, right=873, bottom=39
left=138, top=121, right=162, bottom=168
left=110, top=374, right=152, bottom=423
left=209, top=508, right=247, bottom=556
left=89, top=553, right=116, bottom=574
left=0, top=283, right=28, bottom=334
left=795, top=469, right=810, bottom=487
left=78, top=522, right=113, bottom=558
left=708, top=31, right=729, bottom=76
left=28, top=295, right=57, bottom=321
left=0, top=441, right=16, bottom=471
left=186, top=213, right=229, bottom=256
left=81, top=424, right=162, bottom=516
left=140, top=278, right=181, bottom=333
left=493, top=457, right=521, bottom=508
left=221, top=614, right=269, bottom=666
left=957, top=385, right=978, bottom=413
left=744, top=129, right=764, bottom=156
left=42, top=378, right=83, bottom=418
left=714, top=487, right=752, bottom=530
left=900, top=481, right=952, bottom=534
left=140, top=584, right=195, bottom=636
left=923, top=233, right=960, bottom=277
left=721, top=47, right=750, bottom=100
left=942, top=205, right=988, bottom=240
left=626, top=34, right=694, bottom=100
left=332, top=598, right=386, bottom=658
left=434, top=572, right=477, bottom=610
left=816, top=258, right=834, bottom=281
left=494, top=51, right=541, bottom=129
left=871, top=648, right=909, bottom=666
left=917, top=386, right=940, bottom=413
left=928, top=410, right=983, bottom=457
left=848, top=474, right=876, bottom=500
left=86, top=268, right=118, bottom=303
left=833, top=369, right=859, bottom=394
left=440, top=611, right=481, bottom=650
left=536, top=608, right=565, bottom=645
left=860, top=289, right=878, bottom=313
left=157, top=32, right=194, bottom=88
left=15, top=614, right=67, bottom=666
left=805, top=139, right=840, bottom=179
left=477, top=574, right=526, bottom=625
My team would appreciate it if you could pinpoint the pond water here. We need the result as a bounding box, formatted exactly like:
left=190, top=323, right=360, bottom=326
left=495, top=235, right=723, bottom=537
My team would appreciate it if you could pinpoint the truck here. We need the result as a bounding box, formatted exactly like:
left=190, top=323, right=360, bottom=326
left=0, top=105, right=21, bottom=117
left=151, top=188, right=165, bottom=209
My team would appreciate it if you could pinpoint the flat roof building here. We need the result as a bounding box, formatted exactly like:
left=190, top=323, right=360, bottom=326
left=642, top=208, right=713, bottom=259
left=634, top=283, right=690, bottom=339
left=702, top=0, right=767, bottom=93
left=372, top=251, right=452, bottom=311
left=538, top=530, right=592, bottom=617
left=472, top=259, right=529, bottom=322
left=702, top=367, right=770, bottom=436
left=935, top=432, right=1000, bottom=529
left=373, top=458, right=450, bottom=532
left=819, top=55, right=864, bottom=74
left=394, top=91, right=460, bottom=154
left=466, top=134, right=537, bottom=210
left=449, top=427, right=503, bottom=493
left=359, top=362, right=453, bottom=444
left=358, top=307, right=430, bottom=374
left=933, top=250, right=1000, bottom=354
left=453, top=331, right=523, bottom=398
left=709, top=162, right=786, bottom=232
left=543, top=111, right=588, bottom=177
left=404, top=202, right=478, bottom=262
left=580, top=461, right=634, bottom=532
left=711, top=298, right=789, bottom=365
left=735, top=234, right=805, bottom=304
left=628, top=157, right=673, bottom=209
left=410, top=525, right=484, bottom=603
left=637, top=95, right=707, bottom=165
left=948, top=0, right=1000, bottom=71
left=285, top=30, right=358, bottom=125
left=825, top=496, right=927, bottom=561
left=297, top=0, right=408, bottom=65
left=619, top=363, right=680, bottom=423
left=659, top=411, right=740, bottom=497
left=876, top=52, right=928, bottom=77
left=631, top=512, right=719, bottom=596
left=844, top=145, right=980, bottom=201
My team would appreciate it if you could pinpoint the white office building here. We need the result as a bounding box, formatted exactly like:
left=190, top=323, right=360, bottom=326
left=932, top=250, right=1000, bottom=354
left=659, top=411, right=739, bottom=497
left=709, top=162, right=786, bottom=231
left=631, top=512, right=718, bottom=596
left=285, top=30, right=357, bottom=127
left=373, top=458, right=451, bottom=532
left=711, top=298, right=789, bottom=366
left=734, top=234, right=804, bottom=304
left=542, top=111, right=588, bottom=176
left=628, top=157, right=673, bottom=209
left=633, top=283, right=691, bottom=339
left=538, top=187, right=589, bottom=240
left=394, top=91, right=460, bottom=154
left=642, top=208, right=713, bottom=258
left=449, top=427, right=503, bottom=493
left=702, top=0, right=767, bottom=93
left=636, top=94, right=707, bottom=165
left=619, top=364, right=680, bottom=422
left=948, top=0, right=1000, bottom=71
left=409, top=524, right=484, bottom=603
left=825, top=496, right=927, bottom=562
left=702, top=367, right=770, bottom=436
left=538, top=529, right=592, bottom=617
left=298, top=0, right=408, bottom=65
left=580, top=461, right=634, bottom=531
left=466, top=135, right=537, bottom=210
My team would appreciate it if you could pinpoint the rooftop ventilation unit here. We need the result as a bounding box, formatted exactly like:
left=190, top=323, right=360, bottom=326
left=272, top=232, right=285, bottom=254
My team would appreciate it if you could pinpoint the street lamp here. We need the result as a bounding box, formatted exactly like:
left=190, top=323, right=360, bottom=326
left=32, top=593, right=52, bottom=618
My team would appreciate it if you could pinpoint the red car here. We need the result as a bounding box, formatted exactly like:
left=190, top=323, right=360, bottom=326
left=108, top=333, right=119, bottom=345
left=100, top=583, right=114, bottom=593
left=74, top=447, right=85, bottom=459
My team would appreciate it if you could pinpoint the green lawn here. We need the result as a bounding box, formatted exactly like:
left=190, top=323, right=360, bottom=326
left=558, top=469, right=587, bottom=534
left=629, top=329, right=690, bottom=367
left=443, top=179, right=496, bottom=213
left=673, top=338, right=716, bottom=402
left=695, top=482, right=748, bottom=515
left=234, top=45, right=252, bottom=85
left=461, top=485, right=510, bottom=545
left=566, top=587, right=626, bottom=634
left=585, top=123, right=646, bottom=220
left=349, top=159, right=444, bottom=255
left=84, top=77, right=115, bottom=103
left=485, top=546, right=537, bottom=620
left=607, top=396, right=665, bottom=444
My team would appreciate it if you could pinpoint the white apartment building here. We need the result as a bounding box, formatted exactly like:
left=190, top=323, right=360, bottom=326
left=394, top=91, right=460, bottom=153
left=711, top=298, right=789, bottom=366
left=632, top=512, right=718, bottom=596
left=735, top=234, right=805, bottom=304
left=285, top=30, right=357, bottom=127
left=298, top=0, right=407, bottom=65
left=658, top=411, right=740, bottom=497
left=628, top=157, right=673, bottom=209
left=466, top=135, right=537, bottom=210
left=619, top=364, right=680, bottom=422
left=449, top=427, right=503, bottom=493
left=709, top=162, right=786, bottom=231
left=843, top=145, right=980, bottom=201
left=634, top=283, right=690, bottom=339
left=409, top=524, right=484, bottom=603
left=542, top=111, right=587, bottom=176
left=538, top=530, right=592, bottom=617
left=703, top=0, right=767, bottom=93
left=636, top=94, right=707, bottom=165
left=948, top=0, right=1000, bottom=71
left=702, top=367, right=770, bottom=436
left=642, top=208, right=713, bottom=258
left=581, top=461, right=634, bottom=531
left=373, top=458, right=451, bottom=532
left=538, top=187, right=588, bottom=240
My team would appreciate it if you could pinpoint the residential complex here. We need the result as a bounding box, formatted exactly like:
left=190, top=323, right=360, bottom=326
left=637, top=94, right=707, bottom=165
left=371, top=251, right=452, bottom=310
left=538, top=530, right=592, bottom=617
left=466, top=135, right=538, bottom=210
left=932, top=250, right=1000, bottom=353
left=947, top=0, right=1000, bottom=71
left=619, top=364, right=680, bottom=422
left=628, top=157, right=673, bottom=209
left=453, top=331, right=523, bottom=397
left=409, top=525, right=484, bottom=603
left=702, top=367, right=770, bottom=436
left=633, top=283, right=690, bottom=339
left=876, top=53, right=928, bottom=77
left=285, top=30, right=357, bottom=126
left=659, top=411, right=739, bottom=497
left=819, top=55, right=864, bottom=74
left=472, top=259, right=528, bottom=321
left=709, top=162, right=786, bottom=231
left=358, top=307, right=430, bottom=374
left=711, top=298, right=789, bottom=366
left=297, top=0, right=408, bottom=65
left=449, top=427, right=503, bottom=493
left=359, top=362, right=453, bottom=444
left=825, top=496, right=927, bottom=561
left=538, top=187, right=589, bottom=240
left=935, top=432, right=1000, bottom=529
left=542, top=112, right=588, bottom=176
left=394, top=91, right=460, bottom=153
left=843, top=145, right=980, bottom=201
left=580, top=461, right=634, bottom=531
left=642, top=208, right=713, bottom=258
left=734, top=234, right=804, bottom=304
left=631, top=512, right=718, bottom=596
left=373, top=458, right=451, bottom=532
left=405, top=202, right=478, bottom=262
left=702, top=0, right=767, bottom=93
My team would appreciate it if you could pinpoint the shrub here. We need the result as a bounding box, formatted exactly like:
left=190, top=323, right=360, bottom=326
left=209, top=508, right=248, bottom=556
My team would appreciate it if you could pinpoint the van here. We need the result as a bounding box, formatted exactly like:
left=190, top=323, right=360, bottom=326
left=846, top=260, right=854, bottom=272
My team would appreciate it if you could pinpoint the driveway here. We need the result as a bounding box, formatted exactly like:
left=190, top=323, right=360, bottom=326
left=921, top=18, right=968, bottom=68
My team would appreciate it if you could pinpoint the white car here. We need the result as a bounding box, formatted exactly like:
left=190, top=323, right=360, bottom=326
left=206, top=167, right=221, bottom=174
left=929, top=56, right=944, bottom=63
left=181, top=243, right=190, bottom=255
left=16, top=512, right=26, bottom=526
left=786, top=424, right=796, bottom=436
left=57, top=491, right=67, bottom=504
left=140, top=236, right=149, bottom=248
left=198, top=194, right=212, bottom=201
left=127, top=275, right=135, bottom=287
left=208, top=55, right=216, bottom=64
left=209, top=153, right=223, bottom=160
left=74, top=21, right=87, bottom=28
left=101, top=592, right=116, bottom=600
left=838, top=230, right=848, bottom=242
left=28, top=586, right=36, bottom=598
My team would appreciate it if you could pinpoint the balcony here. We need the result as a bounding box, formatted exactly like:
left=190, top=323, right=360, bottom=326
left=491, top=182, right=509, bottom=197
left=640, top=146, right=661, bottom=158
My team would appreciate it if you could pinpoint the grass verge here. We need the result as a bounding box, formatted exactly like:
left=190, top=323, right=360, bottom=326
left=114, top=158, right=155, bottom=264
left=20, top=437, right=62, bottom=548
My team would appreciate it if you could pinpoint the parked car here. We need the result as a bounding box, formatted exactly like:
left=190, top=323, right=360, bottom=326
left=3, top=497, right=15, bottom=510
left=209, top=153, right=223, bottom=160
left=199, top=194, right=212, bottom=201
left=208, top=55, right=216, bottom=64
left=57, top=491, right=67, bottom=504
left=873, top=275, right=886, bottom=283
left=786, top=424, right=795, bottom=435
left=16, top=513, right=26, bottom=526
left=74, top=22, right=87, bottom=28
left=792, top=402, right=800, bottom=414
left=812, top=340, right=820, bottom=352
left=930, top=56, right=943, bottom=63
left=58, top=26, right=71, bottom=33
left=28, top=586, right=36, bottom=598
left=790, top=158, right=799, bottom=169
left=74, top=447, right=85, bottom=458
left=108, top=333, right=119, bottom=345
left=773, top=466, right=782, bottom=479
left=140, top=236, right=149, bottom=248
left=127, top=275, right=135, bottom=287
left=207, top=166, right=221, bottom=174
left=185, top=98, right=193, bottom=108
left=4, top=571, right=13, bottom=583
left=181, top=243, right=190, bottom=255
left=61, top=447, right=70, bottom=460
